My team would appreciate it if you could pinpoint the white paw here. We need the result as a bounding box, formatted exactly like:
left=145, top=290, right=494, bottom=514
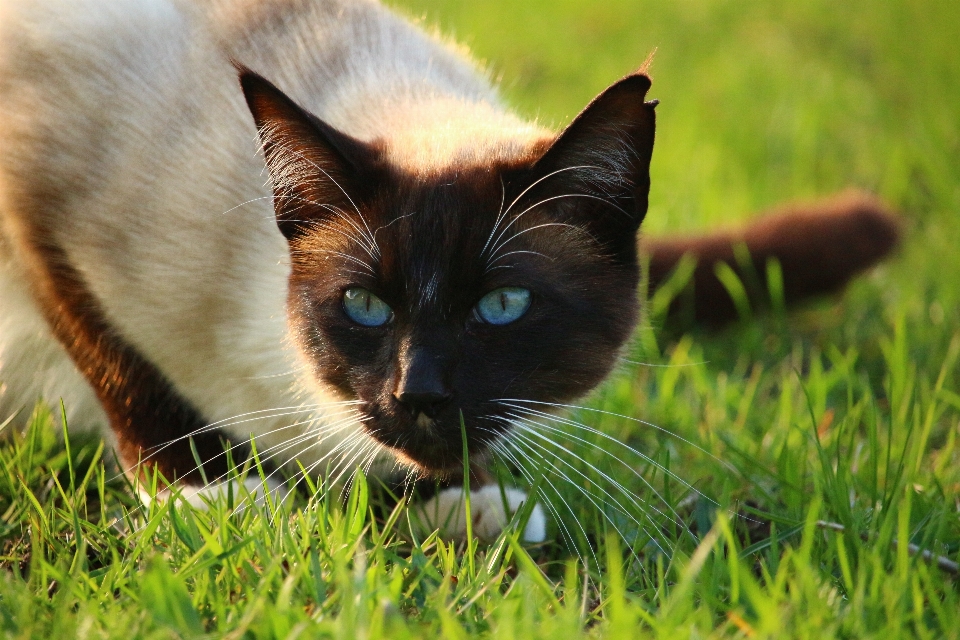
left=179, top=476, right=288, bottom=509
left=138, top=476, right=288, bottom=510
left=415, top=485, right=546, bottom=543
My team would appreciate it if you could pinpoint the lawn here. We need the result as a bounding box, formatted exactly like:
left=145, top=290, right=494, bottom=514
left=2, top=0, right=959, bottom=637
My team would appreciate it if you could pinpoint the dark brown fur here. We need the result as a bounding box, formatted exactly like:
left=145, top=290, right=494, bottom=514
left=4, top=192, right=239, bottom=484
left=243, top=70, right=656, bottom=474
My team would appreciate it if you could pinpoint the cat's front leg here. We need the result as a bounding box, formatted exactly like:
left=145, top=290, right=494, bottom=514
left=415, top=485, right=546, bottom=543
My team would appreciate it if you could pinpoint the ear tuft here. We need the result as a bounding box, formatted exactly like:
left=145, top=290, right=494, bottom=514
left=238, top=68, right=376, bottom=240
left=637, top=48, right=657, bottom=77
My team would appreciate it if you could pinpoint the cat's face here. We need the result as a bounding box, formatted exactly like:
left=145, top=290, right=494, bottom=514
left=241, top=70, right=656, bottom=476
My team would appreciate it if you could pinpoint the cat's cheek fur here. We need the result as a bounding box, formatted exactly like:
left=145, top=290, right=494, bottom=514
left=415, top=485, right=547, bottom=543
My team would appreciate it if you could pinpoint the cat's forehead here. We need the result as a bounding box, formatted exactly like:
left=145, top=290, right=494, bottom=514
left=375, top=98, right=548, bottom=174
left=372, top=166, right=511, bottom=302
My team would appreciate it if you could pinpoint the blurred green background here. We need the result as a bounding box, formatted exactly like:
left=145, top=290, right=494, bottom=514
left=393, top=0, right=960, bottom=307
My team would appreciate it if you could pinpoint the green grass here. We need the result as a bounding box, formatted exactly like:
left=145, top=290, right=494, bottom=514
left=3, top=0, right=960, bottom=636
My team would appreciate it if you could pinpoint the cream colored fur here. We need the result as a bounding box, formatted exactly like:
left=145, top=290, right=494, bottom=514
left=0, top=0, right=547, bottom=541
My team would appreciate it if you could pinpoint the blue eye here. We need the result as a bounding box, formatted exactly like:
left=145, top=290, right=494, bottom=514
left=343, top=288, right=393, bottom=326
left=474, top=287, right=531, bottom=325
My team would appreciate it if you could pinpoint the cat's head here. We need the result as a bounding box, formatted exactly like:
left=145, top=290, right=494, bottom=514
left=240, top=69, right=656, bottom=476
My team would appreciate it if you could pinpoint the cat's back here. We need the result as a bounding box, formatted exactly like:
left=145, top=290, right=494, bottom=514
left=205, top=0, right=530, bottom=165
left=0, top=0, right=520, bottom=185
left=4, top=0, right=503, bottom=134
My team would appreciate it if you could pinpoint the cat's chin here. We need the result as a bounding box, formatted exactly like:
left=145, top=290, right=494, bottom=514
left=352, top=405, right=503, bottom=477
left=383, top=427, right=499, bottom=478
left=388, top=447, right=483, bottom=479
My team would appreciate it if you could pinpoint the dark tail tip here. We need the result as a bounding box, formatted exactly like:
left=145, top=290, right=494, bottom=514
left=798, top=190, right=901, bottom=272
left=643, top=190, right=903, bottom=329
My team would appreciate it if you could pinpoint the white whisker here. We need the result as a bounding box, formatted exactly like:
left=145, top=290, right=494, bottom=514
left=617, top=357, right=709, bottom=368
left=494, top=398, right=739, bottom=476
left=483, top=428, right=594, bottom=569
left=260, top=136, right=381, bottom=259
left=113, top=402, right=361, bottom=481
left=502, top=404, right=715, bottom=513
left=504, top=419, right=673, bottom=542
left=481, top=164, right=609, bottom=259
left=281, top=425, right=376, bottom=508
left=486, top=220, right=579, bottom=269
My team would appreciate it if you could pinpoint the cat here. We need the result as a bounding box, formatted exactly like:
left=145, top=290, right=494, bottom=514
left=0, top=0, right=899, bottom=542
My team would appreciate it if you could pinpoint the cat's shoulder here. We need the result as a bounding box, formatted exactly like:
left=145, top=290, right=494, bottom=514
left=0, top=0, right=187, bottom=57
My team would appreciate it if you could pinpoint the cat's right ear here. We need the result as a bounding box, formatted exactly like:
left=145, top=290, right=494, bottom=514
left=520, top=73, right=656, bottom=259
left=238, top=66, right=378, bottom=241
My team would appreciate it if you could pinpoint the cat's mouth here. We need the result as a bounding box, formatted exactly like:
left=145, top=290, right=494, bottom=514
left=414, top=412, right=435, bottom=429
left=359, top=403, right=502, bottom=476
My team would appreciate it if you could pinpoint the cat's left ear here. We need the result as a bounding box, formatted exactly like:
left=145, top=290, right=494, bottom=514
left=238, top=66, right=379, bottom=241
left=525, top=73, right=656, bottom=254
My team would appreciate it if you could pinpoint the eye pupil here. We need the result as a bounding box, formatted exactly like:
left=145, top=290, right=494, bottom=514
left=499, top=293, right=507, bottom=311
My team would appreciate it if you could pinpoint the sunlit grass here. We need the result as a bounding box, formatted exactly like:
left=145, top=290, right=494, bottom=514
left=3, top=0, right=959, bottom=636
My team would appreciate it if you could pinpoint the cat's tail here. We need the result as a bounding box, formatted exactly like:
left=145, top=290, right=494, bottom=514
left=641, top=190, right=902, bottom=328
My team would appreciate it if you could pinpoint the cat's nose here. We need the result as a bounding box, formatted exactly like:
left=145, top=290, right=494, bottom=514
left=394, top=390, right=452, bottom=419
left=395, top=338, right=454, bottom=418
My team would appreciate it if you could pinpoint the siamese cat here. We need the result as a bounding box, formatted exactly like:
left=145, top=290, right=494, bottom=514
left=0, top=0, right=898, bottom=541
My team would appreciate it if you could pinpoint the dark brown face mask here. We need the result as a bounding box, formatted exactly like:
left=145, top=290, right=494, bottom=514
left=241, top=69, right=657, bottom=475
